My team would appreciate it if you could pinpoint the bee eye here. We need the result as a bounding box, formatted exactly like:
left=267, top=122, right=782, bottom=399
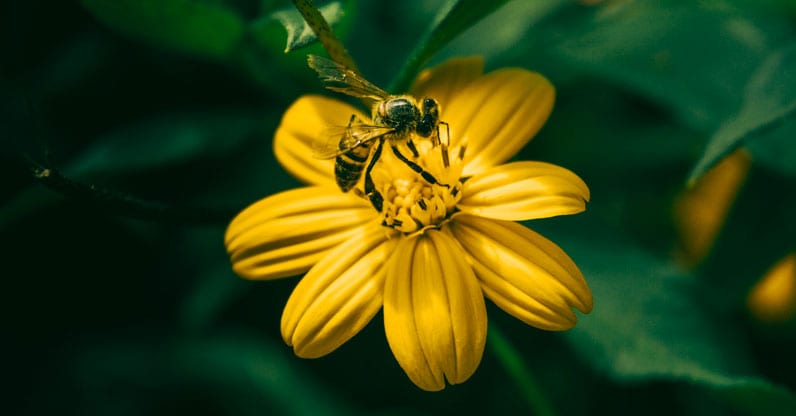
left=422, top=98, right=438, bottom=113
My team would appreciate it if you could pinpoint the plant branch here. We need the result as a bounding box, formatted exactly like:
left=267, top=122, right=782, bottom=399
left=28, top=161, right=237, bottom=225
left=291, top=0, right=359, bottom=73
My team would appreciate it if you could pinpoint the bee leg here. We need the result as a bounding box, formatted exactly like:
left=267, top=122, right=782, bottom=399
left=390, top=145, right=449, bottom=188
left=406, top=139, right=420, bottom=158
left=364, top=139, right=386, bottom=211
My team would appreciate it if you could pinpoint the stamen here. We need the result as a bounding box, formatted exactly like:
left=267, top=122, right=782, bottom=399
left=371, top=140, right=465, bottom=234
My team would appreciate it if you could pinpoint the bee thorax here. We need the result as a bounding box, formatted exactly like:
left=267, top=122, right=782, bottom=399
left=374, top=97, right=420, bottom=133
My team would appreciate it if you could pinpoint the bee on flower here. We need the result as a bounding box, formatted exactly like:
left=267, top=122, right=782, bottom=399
left=305, top=54, right=450, bottom=213
left=224, top=56, right=593, bottom=391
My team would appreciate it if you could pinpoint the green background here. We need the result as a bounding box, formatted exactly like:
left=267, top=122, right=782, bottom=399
left=3, top=0, right=796, bottom=414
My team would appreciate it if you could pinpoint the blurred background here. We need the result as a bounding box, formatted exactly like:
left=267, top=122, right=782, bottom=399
left=3, top=0, right=796, bottom=414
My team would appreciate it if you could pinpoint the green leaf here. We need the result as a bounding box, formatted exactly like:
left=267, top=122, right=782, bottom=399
left=177, top=227, right=252, bottom=332
left=81, top=0, right=245, bottom=59
left=697, top=168, right=796, bottom=310
left=550, top=1, right=788, bottom=131
left=563, top=237, right=796, bottom=415
left=256, top=1, right=345, bottom=53
left=689, top=43, right=796, bottom=183
left=389, top=0, right=512, bottom=93
left=441, top=0, right=567, bottom=63
left=66, top=112, right=263, bottom=178
left=526, top=82, right=700, bottom=172
left=745, top=119, right=796, bottom=177
left=0, top=113, right=263, bottom=226
left=180, top=267, right=250, bottom=331
left=75, top=334, right=356, bottom=415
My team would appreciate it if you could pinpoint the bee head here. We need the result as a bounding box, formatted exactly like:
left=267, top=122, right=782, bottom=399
left=416, top=97, right=440, bottom=138
left=421, top=98, right=439, bottom=117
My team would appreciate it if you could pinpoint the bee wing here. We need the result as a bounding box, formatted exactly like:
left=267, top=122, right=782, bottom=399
left=312, top=124, right=394, bottom=159
left=308, top=55, right=390, bottom=103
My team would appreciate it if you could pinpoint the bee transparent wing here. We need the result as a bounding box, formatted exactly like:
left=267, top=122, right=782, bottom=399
left=307, top=55, right=390, bottom=102
left=312, top=126, right=354, bottom=159
left=312, top=124, right=394, bottom=159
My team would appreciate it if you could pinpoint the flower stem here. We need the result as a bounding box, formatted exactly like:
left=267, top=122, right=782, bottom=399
left=291, top=0, right=359, bottom=74
left=388, top=0, right=512, bottom=93
left=487, top=323, right=557, bottom=416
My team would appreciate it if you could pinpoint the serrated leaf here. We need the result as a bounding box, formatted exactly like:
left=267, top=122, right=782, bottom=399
left=81, top=0, right=245, bottom=59
left=390, top=0, right=512, bottom=92
left=66, top=112, right=262, bottom=178
left=563, top=237, right=796, bottom=415
left=254, top=2, right=345, bottom=53
left=689, top=43, right=796, bottom=183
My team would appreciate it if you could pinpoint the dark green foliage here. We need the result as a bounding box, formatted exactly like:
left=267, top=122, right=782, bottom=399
left=3, top=1, right=796, bottom=415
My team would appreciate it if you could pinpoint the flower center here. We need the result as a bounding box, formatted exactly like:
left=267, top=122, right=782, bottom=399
left=370, top=140, right=464, bottom=234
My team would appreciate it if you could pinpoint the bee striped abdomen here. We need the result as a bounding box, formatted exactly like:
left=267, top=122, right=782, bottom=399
left=335, top=141, right=373, bottom=191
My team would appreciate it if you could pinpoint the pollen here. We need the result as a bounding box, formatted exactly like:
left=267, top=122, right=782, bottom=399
left=372, top=141, right=465, bottom=233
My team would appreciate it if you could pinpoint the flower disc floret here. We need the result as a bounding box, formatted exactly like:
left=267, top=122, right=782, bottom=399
left=373, top=142, right=465, bottom=233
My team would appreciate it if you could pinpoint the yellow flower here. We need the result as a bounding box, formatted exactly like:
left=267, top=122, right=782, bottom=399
left=224, top=57, right=592, bottom=391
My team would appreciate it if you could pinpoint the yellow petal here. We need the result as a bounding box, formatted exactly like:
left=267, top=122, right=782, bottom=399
left=674, top=149, right=751, bottom=267
left=274, top=95, right=368, bottom=186
left=384, top=230, right=487, bottom=391
left=225, top=186, right=376, bottom=280
left=458, top=161, right=590, bottom=221
left=410, top=56, right=484, bottom=109
left=747, top=252, right=796, bottom=323
left=443, top=68, right=555, bottom=176
left=281, top=222, right=394, bottom=358
left=450, top=215, right=592, bottom=331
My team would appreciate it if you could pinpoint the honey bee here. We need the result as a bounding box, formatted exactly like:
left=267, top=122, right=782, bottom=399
left=308, top=55, right=448, bottom=211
